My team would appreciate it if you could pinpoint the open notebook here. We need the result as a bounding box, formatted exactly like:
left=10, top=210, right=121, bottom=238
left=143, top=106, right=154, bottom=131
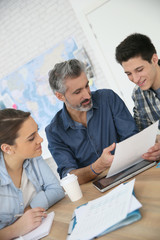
left=15, top=211, right=54, bottom=240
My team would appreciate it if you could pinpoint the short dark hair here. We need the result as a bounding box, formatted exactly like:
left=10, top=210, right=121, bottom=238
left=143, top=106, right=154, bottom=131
left=115, top=33, right=157, bottom=64
left=48, top=59, right=85, bottom=94
left=0, top=108, right=30, bottom=151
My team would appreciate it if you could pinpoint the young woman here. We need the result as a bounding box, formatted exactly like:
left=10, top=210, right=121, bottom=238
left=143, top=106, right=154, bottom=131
left=0, top=108, right=65, bottom=239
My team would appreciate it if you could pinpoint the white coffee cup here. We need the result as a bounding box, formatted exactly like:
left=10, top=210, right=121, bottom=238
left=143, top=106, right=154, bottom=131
left=60, top=173, right=83, bottom=202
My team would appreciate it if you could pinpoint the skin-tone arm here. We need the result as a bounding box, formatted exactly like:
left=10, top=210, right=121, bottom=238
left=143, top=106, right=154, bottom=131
left=70, top=143, right=115, bottom=185
left=0, top=207, right=47, bottom=240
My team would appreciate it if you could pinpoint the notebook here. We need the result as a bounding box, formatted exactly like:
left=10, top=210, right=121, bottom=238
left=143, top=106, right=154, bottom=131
left=15, top=211, right=54, bottom=240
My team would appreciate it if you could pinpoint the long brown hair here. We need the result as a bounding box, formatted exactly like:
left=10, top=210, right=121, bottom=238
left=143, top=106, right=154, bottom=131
left=0, top=108, right=30, bottom=151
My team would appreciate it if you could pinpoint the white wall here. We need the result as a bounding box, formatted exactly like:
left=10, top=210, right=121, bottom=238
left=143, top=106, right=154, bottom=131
left=69, top=0, right=160, bottom=113
left=0, top=0, right=107, bottom=88
left=69, top=0, right=121, bottom=93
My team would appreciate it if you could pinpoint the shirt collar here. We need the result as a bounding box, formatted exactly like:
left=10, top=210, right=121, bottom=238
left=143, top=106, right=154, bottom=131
left=61, top=104, right=74, bottom=130
left=152, top=88, right=160, bottom=98
left=61, top=93, right=98, bottom=130
left=23, top=158, right=30, bottom=168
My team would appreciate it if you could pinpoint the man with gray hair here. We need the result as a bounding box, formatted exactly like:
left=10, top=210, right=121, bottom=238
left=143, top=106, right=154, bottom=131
left=45, top=59, right=157, bottom=184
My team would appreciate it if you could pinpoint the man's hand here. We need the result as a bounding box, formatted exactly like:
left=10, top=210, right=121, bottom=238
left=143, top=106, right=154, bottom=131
left=70, top=143, right=116, bottom=185
left=93, top=143, right=116, bottom=174
left=142, top=142, right=160, bottom=161
left=156, top=134, right=160, bottom=143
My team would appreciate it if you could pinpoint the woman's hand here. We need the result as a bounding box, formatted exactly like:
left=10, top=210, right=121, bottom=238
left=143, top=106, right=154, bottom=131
left=15, top=207, right=47, bottom=236
left=0, top=207, right=47, bottom=240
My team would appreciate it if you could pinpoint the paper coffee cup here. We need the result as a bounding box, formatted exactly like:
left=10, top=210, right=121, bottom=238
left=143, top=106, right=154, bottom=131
left=60, top=173, right=83, bottom=202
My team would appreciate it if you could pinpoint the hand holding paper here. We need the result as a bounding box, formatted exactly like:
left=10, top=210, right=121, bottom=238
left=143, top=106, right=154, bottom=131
left=107, top=121, right=158, bottom=177
left=142, top=136, right=160, bottom=160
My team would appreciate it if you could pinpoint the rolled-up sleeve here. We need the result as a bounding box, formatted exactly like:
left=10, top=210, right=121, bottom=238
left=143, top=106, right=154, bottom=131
left=30, top=157, right=65, bottom=209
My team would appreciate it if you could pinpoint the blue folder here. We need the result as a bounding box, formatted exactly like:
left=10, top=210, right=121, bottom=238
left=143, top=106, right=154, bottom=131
left=67, top=193, right=141, bottom=239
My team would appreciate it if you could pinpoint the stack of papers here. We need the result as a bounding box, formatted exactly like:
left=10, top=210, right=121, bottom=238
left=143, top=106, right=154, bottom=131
left=68, top=179, right=142, bottom=240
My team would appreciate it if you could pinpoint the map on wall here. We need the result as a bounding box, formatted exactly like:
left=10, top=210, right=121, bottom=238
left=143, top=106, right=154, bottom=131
left=0, top=37, right=96, bottom=158
left=0, top=38, right=76, bottom=129
left=0, top=38, right=96, bottom=130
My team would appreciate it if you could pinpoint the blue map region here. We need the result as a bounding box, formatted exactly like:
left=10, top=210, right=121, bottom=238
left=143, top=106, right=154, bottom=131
left=0, top=37, right=96, bottom=131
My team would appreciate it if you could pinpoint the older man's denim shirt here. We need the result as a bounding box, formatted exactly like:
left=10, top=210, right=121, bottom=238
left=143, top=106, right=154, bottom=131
left=0, top=152, right=64, bottom=229
left=45, top=89, right=138, bottom=179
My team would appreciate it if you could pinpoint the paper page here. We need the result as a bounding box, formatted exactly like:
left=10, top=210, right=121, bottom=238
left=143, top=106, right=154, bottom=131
left=74, top=205, right=88, bottom=223
left=128, top=195, right=142, bottom=213
left=75, top=193, right=142, bottom=225
left=69, top=179, right=135, bottom=240
left=15, top=211, right=54, bottom=240
left=107, top=121, right=158, bottom=177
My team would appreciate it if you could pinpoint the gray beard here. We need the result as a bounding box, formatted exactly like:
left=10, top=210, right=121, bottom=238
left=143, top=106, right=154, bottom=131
left=65, top=98, right=93, bottom=112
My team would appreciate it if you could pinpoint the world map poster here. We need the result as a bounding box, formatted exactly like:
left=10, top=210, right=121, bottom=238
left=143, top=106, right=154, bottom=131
left=0, top=37, right=96, bottom=158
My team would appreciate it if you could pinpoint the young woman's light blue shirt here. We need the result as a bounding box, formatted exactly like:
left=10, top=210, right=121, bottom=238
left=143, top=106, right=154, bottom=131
left=0, top=152, right=64, bottom=229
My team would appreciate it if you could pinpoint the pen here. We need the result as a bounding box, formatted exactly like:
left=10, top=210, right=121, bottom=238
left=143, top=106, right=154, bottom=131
left=14, top=214, right=23, bottom=218
left=14, top=211, right=47, bottom=218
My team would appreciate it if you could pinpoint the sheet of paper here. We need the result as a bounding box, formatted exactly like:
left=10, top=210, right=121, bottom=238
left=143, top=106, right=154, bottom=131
left=107, top=121, right=158, bottom=177
left=128, top=194, right=142, bottom=213
left=15, top=211, right=55, bottom=240
left=69, top=179, right=135, bottom=240
left=74, top=193, right=142, bottom=225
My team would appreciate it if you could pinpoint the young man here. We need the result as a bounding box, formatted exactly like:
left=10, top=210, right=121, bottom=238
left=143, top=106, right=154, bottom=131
left=115, top=33, right=160, bottom=132
left=45, top=59, right=159, bottom=184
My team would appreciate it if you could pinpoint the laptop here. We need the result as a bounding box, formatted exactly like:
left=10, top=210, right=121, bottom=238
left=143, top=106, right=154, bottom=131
left=93, top=160, right=157, bottom=192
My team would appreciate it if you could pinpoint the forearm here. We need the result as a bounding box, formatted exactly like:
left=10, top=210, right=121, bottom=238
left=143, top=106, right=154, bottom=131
left=0, top=207, right=47, bottom=240
left=70, top=158, right=109, bottom=185
left=70, top=165, right=99, bottom=185
left=70, top=144, right=115, bottom=184
left=0, top=222, right=20, bottom=240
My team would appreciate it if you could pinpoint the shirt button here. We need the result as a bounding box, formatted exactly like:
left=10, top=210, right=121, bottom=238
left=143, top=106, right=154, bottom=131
left=20, top=203, right=23, bottom=206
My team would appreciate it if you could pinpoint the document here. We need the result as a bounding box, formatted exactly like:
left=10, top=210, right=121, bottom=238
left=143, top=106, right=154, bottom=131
left=107, top=121, right=158, bottom=177
left=15, top=211, right=54, bottom=240
left=68, top=179, right=137, bottom=240
left=74, top=193, right=141, bottom=224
